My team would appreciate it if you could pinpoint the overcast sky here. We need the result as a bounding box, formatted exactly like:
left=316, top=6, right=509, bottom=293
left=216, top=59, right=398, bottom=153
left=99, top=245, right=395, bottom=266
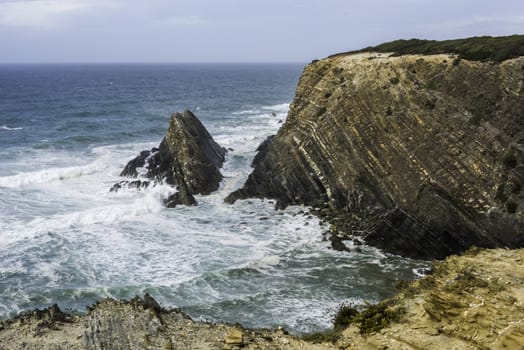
left=0, top=0, right=523, bottom=63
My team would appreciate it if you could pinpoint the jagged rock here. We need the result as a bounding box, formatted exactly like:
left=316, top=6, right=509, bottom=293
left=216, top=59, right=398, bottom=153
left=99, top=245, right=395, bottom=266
left=120, top=148, right=159, bottom=178
left=330, top=236, right=351, bottom=252
left=115, top=110, right=226, bottom=206
left=160, top=110, right=226, bottom=206
left=0, top=295, right=338, bottom=349
left=335, top=248, right=524, bottom=349
left=228, top=37, right=524, bottom=259
left=165, top=180, right=197, bottom=208
left=110, top=180, right=150, bottom=192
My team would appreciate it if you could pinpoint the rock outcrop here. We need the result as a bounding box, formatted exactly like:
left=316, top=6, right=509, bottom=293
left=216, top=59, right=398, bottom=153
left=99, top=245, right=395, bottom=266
left=0, top=294, right=337, bottom=350
left=1, top=248, right=522, bottom=349
left=321, top=248, right=524, bottom=349
left=227, top=38, right=524, bottom=259
left=115, top=110, right=226, bottom=206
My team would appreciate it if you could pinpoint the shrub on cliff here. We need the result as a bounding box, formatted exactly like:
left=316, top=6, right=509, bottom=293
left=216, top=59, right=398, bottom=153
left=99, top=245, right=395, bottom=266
left=302, top=301, right=405, bottom=343
left=336, top=35, right=524, bottom=62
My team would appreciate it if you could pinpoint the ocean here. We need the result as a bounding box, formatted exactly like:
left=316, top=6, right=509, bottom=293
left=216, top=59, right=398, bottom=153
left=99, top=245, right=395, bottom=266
left=0, top=63, right=428, bottom=334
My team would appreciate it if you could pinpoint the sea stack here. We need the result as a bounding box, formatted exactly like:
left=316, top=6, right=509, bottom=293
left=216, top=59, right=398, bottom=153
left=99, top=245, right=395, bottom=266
left=115, top=110, right=226, bottom=206
left=227, top=37, right=524, bottom=259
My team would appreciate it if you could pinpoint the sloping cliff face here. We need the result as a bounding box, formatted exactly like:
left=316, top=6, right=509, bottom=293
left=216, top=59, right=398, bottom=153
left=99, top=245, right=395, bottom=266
left=115, top=110, right=226, bottom=206
left=333, top=248, right=524, bottom=349
left=227, top=52, right=524, bottom=259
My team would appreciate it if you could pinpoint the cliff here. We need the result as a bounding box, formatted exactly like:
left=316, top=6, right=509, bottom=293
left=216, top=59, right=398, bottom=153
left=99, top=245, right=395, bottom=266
left=313, top=247, right=524, bottom=349
left=227, top=37, right=524, bottom=259
left=1, top=248, right=522, bottom=349
left=114, top=110, right=226, bottom=206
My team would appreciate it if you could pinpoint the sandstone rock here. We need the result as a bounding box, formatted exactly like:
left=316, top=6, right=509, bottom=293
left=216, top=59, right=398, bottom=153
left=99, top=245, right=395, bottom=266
left=115, top=110, right=226, bottom=206
left=332, top=248, right=524, bottom=350
left=227, top=41, right=524, bottom=259
left=224, top=328, right=243, bottom=344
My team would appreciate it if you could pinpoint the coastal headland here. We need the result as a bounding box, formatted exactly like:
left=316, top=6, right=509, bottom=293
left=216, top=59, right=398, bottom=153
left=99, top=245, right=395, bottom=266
left=2, top=35, right=523, bottom=349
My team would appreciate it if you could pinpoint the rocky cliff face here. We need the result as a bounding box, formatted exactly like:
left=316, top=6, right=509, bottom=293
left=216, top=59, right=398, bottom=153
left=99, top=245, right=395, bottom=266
left=115, top=110, right=226, bottom=206
left=332, top=248, right=524, bottom=349
left=227, top=52, right=524, bottom=259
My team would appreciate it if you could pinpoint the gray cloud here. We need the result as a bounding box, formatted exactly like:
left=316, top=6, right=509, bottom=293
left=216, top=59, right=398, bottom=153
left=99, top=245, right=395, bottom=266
left=0, top=0, right=522, bottom=62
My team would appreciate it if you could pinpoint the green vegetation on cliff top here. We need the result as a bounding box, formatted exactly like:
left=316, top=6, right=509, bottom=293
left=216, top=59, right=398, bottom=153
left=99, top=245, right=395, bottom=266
left=334, top=35, right=524, bottom=62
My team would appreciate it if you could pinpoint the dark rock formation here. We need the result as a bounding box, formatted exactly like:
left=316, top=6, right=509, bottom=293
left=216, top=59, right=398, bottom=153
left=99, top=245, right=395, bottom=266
left=110, top=180, right=150, bottom=192
left=116, top=110, right=226, bottom=206
left=227, top=42, right=524, bottom=259
left=120, top=148, right=159, bottom=178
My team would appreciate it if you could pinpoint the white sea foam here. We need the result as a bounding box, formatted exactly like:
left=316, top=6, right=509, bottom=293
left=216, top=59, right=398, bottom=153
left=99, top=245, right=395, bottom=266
left=0, top=163, right=102, bottom=188
left=231, top=109, right=260, bottom=115
left=246, top=255, right=281, bottom=269
left=231, top=103, right=289, bottom=116
left=0, top=99, right=429, bottom=333
left=0, top=125, right=23, bottom=131
left=0, top=183, right=175, bottom=247
left=263, top=103, right=290, bottom=113
left=0, top=141, right=159, bottom=189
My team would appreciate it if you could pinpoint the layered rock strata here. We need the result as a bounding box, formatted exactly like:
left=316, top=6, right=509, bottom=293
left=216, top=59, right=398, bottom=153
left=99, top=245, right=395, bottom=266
left=227, top=51, right=524, bottom=259
left=333, top=248, right=524, bottom=349
left=115, top=110, right=226, bottom=206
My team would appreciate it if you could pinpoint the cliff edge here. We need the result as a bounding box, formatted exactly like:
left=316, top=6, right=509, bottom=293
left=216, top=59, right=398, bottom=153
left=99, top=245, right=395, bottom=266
left=227, top=36, right=524, bottom=259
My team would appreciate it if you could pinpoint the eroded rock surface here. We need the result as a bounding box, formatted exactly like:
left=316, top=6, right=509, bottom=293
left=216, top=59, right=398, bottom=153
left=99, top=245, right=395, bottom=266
left=227, top=51, right=524, bottom=259
left=334, top=248, right=524, bottom=350
left=0, top=295, right=335, bottom=350
left=115, top=110, right=226, bottom=206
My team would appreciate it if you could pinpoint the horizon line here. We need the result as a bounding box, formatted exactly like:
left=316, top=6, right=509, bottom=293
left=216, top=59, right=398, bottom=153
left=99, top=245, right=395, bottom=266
left=0, top=61, right=309, bottom=65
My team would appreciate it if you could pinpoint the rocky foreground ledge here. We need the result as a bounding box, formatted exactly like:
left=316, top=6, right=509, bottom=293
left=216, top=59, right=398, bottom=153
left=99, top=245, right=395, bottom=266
left=1, top=248, right=522, bottom=349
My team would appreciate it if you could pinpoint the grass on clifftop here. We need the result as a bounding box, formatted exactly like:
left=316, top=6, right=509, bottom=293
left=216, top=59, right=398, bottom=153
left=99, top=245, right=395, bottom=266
left=334, top=35, right=524, bottom=62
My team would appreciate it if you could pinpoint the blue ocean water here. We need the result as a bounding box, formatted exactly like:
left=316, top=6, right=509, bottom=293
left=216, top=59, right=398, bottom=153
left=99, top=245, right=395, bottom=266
left=0, top=63, right=428, bottom=334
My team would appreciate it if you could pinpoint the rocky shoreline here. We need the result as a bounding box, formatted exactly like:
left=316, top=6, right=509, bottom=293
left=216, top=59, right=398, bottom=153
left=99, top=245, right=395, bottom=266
left=2, top=35, right=524, bottom=349
left=1, top=248, right=522, bottom=349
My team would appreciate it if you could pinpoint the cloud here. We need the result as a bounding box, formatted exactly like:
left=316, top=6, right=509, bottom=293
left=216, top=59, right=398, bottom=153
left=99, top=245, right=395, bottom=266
left=458, top=15, right=524, bottom=26
left=0, top=0, right=112, bottom=29
left=150, top=15, right=209, bottom=28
